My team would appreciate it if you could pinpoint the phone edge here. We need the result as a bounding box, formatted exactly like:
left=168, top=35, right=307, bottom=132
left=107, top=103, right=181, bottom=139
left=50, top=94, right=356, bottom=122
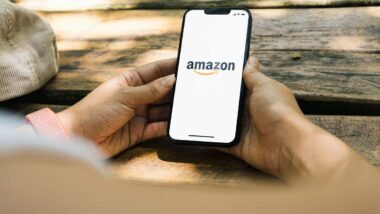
left=167, top=8, right=253, bottom=147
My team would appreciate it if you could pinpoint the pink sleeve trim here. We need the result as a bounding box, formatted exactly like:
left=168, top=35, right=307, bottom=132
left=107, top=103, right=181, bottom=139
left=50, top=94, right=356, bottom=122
left=25, top=108, right=69, bottom=141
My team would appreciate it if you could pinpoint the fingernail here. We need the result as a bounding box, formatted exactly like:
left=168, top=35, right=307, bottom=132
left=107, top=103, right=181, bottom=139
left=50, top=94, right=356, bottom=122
left=161, top=74, right=176, bottom=87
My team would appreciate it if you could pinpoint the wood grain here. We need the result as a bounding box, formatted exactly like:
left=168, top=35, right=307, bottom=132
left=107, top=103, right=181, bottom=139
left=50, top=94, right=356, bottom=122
left=41, top=8, right=380, bottom=51
left=309, top=115, right=380, bottom=167
left=13, top=0, right=380, bottom=11
left=3, top=0, right=380, bottom=188
left=13, top=7, right=379, bottom=107
left=14, top=104, right=380, bottom=185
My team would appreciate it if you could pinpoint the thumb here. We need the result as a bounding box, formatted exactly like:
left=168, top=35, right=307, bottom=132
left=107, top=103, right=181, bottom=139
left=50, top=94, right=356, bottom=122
left=243, top=57, right=270, bottom=92
left=125, top=74, right=176, bottom=107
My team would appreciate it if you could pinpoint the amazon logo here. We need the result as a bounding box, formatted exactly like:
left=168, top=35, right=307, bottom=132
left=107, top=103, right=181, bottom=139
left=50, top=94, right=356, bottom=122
left=186, top=61, right=235, bottom=76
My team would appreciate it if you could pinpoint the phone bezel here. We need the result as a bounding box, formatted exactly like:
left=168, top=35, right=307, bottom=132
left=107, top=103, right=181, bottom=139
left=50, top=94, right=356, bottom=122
left=167, top=8, right=252, bottom=147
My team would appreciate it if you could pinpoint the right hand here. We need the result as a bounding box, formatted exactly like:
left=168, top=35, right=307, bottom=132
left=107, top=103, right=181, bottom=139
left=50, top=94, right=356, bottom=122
left=223, top=57, right=373, bottom=184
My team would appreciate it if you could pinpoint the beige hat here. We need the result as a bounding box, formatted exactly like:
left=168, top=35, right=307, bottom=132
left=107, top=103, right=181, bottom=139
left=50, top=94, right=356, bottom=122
left=0, top=0, right=58, bottom=101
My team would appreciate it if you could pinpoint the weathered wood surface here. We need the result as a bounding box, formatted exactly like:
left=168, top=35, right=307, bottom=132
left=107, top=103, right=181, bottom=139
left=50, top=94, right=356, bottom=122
left=13, top=0, right=380, bottom=11
left=3, top=3, right=379, bottom=186
left=16, top=104, right=380, bottom=185
left=12, top=7, right=377, bottom=110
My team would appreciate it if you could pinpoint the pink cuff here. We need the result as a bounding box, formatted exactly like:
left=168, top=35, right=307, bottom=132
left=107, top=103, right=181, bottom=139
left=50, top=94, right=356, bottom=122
left=25, top=108, right=69, bottom=141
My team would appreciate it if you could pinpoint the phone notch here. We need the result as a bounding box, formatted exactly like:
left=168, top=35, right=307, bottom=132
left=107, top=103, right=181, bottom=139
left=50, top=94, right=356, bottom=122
left=204, top=9, right=231, bottom=15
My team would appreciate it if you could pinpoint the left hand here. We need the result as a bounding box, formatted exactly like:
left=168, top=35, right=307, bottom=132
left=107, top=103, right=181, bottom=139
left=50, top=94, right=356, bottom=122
left=57, top=59, right=176, bottom=158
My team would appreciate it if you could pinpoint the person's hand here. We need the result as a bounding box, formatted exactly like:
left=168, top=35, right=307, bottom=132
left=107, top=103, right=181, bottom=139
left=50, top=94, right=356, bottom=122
left=223, top=57, right=376, bottom=184
left=57, top=59, right=176, bottom=158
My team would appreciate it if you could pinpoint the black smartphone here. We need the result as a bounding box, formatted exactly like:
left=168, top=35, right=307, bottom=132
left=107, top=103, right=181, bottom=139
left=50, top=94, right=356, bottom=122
left=168, top=8, right=252, bottom=146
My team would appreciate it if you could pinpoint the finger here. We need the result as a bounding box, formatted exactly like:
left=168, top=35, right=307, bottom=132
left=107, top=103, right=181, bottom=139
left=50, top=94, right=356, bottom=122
left=148, top=104, right=171, bottom=122
left=215, top=147, right=233, bottom=155
left=243, top=57, right=271, bottom=92
left=151, top=89, right=173, bottom=105
left=124, top=74, right=176, bottom=107
left=131, top=58, right=177, bottom=85
left=142, top=121, right=168, bottom=141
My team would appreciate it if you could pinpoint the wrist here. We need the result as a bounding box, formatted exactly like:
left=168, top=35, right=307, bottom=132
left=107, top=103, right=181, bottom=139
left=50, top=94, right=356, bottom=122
left=57, top=108, right=77, bottom=137
left=25, top=108, right=70, bottom=141
left=280, top=120, right=351, bottom=184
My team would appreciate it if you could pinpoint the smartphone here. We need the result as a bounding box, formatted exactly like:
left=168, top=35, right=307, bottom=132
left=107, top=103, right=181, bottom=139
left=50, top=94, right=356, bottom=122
left=168, top=8, right=252, bottom=146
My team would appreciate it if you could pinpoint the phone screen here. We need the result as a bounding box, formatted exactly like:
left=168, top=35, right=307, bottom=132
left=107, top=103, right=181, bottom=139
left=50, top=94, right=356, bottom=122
left=169, top=9, right=251, bottom=144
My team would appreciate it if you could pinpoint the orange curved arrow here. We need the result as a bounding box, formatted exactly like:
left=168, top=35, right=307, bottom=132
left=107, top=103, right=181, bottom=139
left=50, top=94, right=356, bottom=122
left=193, top=69, right=219, bottom=76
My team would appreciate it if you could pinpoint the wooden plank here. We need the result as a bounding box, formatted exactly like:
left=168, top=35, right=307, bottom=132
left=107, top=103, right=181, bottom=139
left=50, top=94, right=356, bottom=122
left=12, top=7, right=378, bottom=108
left=48, top=50, right=380, bottom=104
left=15, top=104, right=380, bottom=185
left=309, top=115, right=380, bottom=168
left=12, top=0, right=380, bottom=11
left=41, top=8, right=380, bottom=51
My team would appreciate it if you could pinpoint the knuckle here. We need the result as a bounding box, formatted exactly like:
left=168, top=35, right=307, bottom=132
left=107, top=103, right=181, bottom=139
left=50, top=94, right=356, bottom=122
left=269, top=79, right=285, bottom=90
left=123, top=71, right=142, bottom=86
left=266, top=103, right=292, bottom=125
left=155, top=63, right=165, bottom=77
left=121, top=90, right=138, bottom=109
left=148, top=83, right=160, bottom=96
left=276, top=81, right=293, bottom=95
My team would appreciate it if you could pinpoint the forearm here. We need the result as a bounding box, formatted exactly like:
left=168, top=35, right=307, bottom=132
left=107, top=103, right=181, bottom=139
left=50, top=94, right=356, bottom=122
left=281, top=119, right=379, bottom=184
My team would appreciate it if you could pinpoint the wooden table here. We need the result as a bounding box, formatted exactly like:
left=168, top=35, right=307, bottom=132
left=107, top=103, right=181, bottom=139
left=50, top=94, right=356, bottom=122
left=3, top=0, right=380, bottom=187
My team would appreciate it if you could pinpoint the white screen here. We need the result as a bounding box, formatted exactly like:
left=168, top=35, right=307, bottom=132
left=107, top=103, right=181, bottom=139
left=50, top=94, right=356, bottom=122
left=169, top=9, right=250, bottom=143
